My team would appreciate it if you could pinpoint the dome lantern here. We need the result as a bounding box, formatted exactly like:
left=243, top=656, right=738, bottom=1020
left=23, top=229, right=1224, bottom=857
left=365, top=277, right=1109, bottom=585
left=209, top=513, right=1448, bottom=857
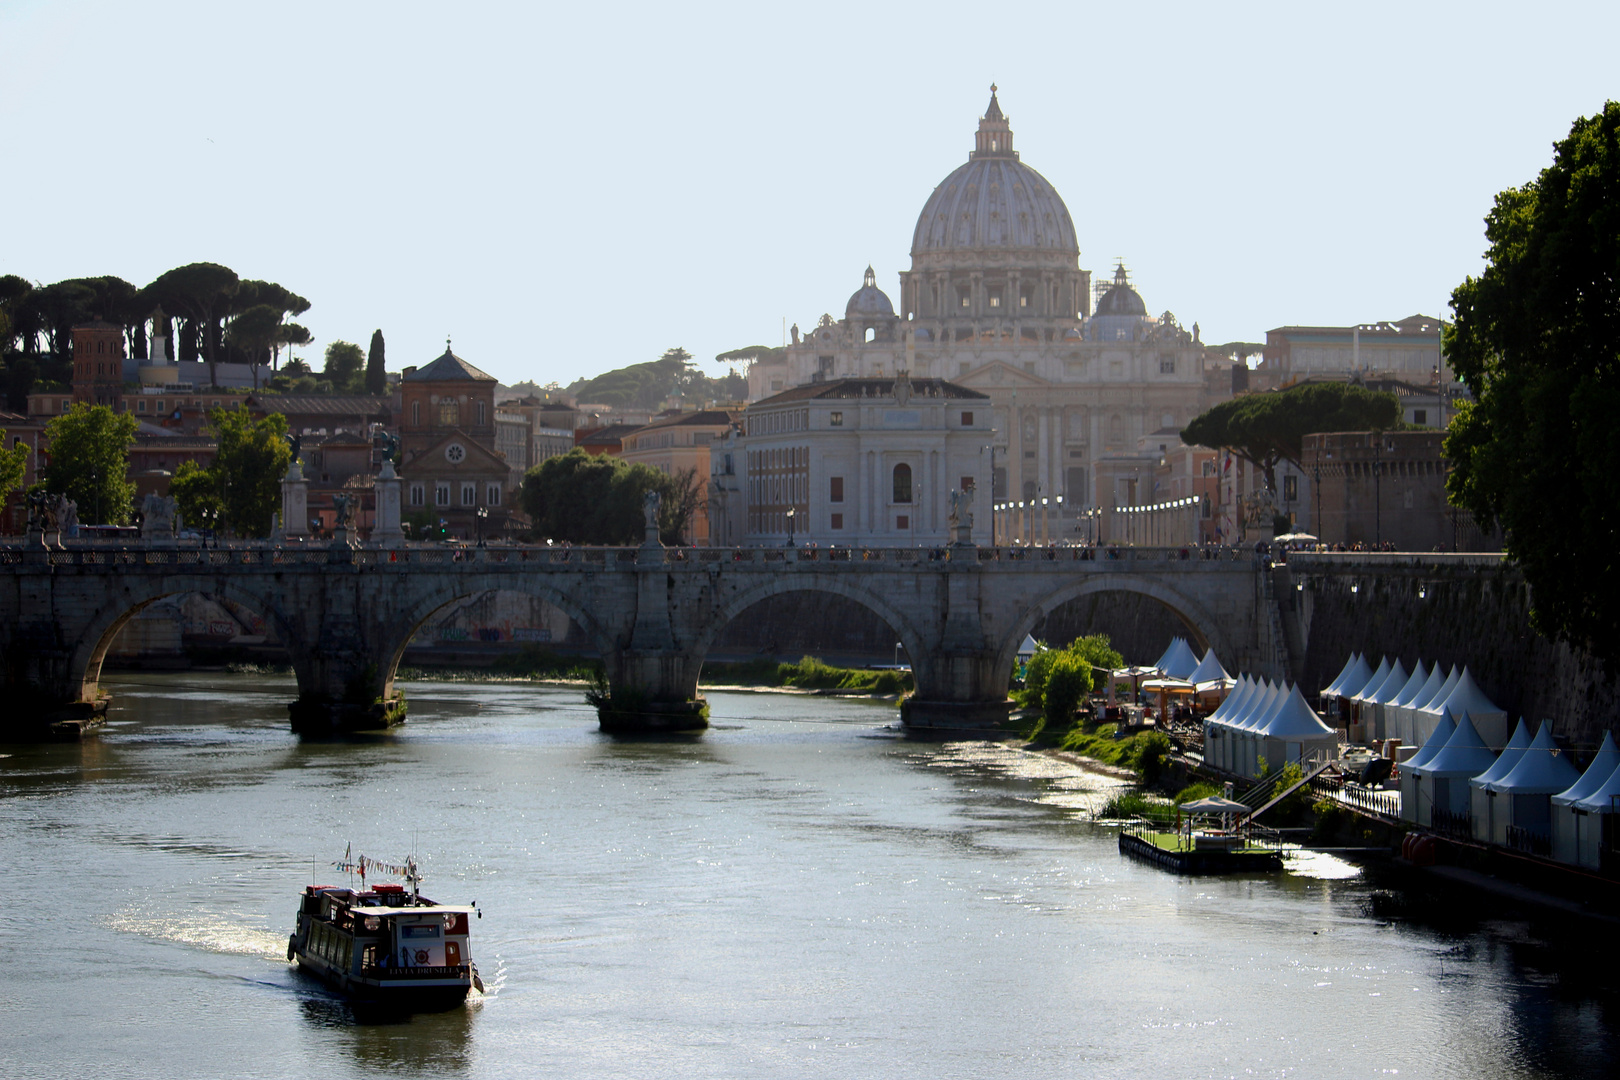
left=973, top=84, right=1015, bottom=160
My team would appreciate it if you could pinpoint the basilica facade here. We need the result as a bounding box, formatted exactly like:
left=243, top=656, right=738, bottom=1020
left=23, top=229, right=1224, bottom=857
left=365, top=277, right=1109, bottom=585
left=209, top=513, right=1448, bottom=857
left=746, top=89, right=1234, bottom=542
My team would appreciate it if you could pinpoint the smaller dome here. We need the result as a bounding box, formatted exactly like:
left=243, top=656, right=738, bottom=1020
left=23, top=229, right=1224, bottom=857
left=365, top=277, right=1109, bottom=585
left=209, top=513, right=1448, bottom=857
left=1094, top=263, right=1146, bottom=317
left=845, top=266, right=895, bottom=319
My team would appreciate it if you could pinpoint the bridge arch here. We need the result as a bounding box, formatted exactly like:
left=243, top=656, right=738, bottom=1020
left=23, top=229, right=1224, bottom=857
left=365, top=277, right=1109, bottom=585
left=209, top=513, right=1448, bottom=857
left=691, top=575, right=933, bottom=693
left=382, top=574, right=619, bottom=700
left=990, top=574, right=1236, bottom=694
left=71, top=575, right=301, bottom=703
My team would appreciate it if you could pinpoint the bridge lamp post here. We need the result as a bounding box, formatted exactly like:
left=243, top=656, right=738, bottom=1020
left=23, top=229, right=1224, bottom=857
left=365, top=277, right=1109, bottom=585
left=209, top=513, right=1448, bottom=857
left=786, top=506, right=796, bottom=547
left=1054, top=494, right=1063, bottom=544
left=1040, top=496, right=1049, bottom=546
left=475, top=506, right=488, bottom=548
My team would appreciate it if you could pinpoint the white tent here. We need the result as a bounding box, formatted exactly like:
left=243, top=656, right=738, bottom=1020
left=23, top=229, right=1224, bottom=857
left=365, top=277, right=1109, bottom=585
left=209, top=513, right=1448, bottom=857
left=1319, top=652, right=1364, bottom=705
left=1205, top=677, right=1255, bottom=773
left=1223, top=680, right=1272, bottom=777
left=1408, top=711, right=1498, bottom=827
left=1240, top=683, right=1290, bottom=778
left=1353, top=659, right=1407, bottom=742
left=1152, top=637, right=1201, bottom=680
left=1256, top=684, right=1339, bottom=772
left=1393, top=664, right=1449, bottom=747
left=1382, top=660, right=1430, bottom=751
left=1425, top=668, right=1508, bottom=750
left=1411, top=665, right=1463, bottom=748
left=1017, top=635, right=1040, bottom=660
left=1483, top=721, right=1581, bottom=849
left=1321, top=654, right=1373, bottom=712
left=1551, top=732, right=1620, bottom=866
left=1189, top=648, right=1233, bottom=691
left=1572, top=747, right=1620, bottom=869
left=1399, top=712, right=1457, bottom=822
left=1469, top=719, right=1532, bottom=843
left=1347, top=656, right=1390, bottom=723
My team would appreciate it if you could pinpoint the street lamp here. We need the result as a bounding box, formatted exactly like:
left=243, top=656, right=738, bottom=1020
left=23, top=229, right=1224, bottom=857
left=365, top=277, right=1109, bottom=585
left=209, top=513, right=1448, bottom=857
left=1040, top=495, right=1049, bottom=546
left=786, top=506, right=796, bottom=547
left=476, top=505, right=488, bottom=548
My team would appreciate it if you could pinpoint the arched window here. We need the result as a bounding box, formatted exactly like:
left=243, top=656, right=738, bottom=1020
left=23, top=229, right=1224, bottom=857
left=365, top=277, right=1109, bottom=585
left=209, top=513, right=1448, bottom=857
left=439, top=401, right=460, bottom=426
left=892, top=463, right=912, bottom=504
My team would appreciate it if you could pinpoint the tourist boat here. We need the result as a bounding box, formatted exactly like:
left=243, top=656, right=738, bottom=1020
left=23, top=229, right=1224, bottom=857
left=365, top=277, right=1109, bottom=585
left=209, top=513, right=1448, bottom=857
left=288, top=853, right=483, bottom=1010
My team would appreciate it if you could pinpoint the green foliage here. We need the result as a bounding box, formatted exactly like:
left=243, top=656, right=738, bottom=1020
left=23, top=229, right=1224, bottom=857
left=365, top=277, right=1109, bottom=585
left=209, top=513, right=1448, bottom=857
left=1095, top=791, right=1172, bottom=822
left=223, top=303, right=283, bottom=386
left=323, top=340, right=365, bottom=393
left=0, top=426, right=28, bottom=500
left=1173, top=781, right=1222, bottom=804
left=488, top=646, right=603, bottom=681
left=699, top=656, right=912, bottom=694
left=569, top=346, right=742, bottom=409
left=169, top=459, right=223, bottom=529
left=142, top=262, right=240, bottom=377
left=1041, top=653, right=1091, bottom=727
left=168, top=407, right=291, bottom=537
left=1020, top=633, right=1122, bottom=717
left=1311, top=798, right=1346, bottom=842
left=1182, top=381, right=1401, bottom=492
left=1269, top=761, right=1312, bottom=821
left=365, top=329, right=387, bottom=395
left=1059, top=725, right=1172, bottom=784
left=1444, top=101, right=1620, bottom=663
left=41, top=404, right=138, bottom=524
left=520, top=447, right=702, bottom=545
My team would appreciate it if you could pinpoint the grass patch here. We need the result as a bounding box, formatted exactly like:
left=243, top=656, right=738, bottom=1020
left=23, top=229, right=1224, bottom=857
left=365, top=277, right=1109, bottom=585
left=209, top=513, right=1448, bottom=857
left=1096, top=791, right=1175, bottom=822
left=700, top=656, right=913, bottom=695
left=1059, top=725, right=1173, bottom=783
left=490, top=647, right=604, bottom=680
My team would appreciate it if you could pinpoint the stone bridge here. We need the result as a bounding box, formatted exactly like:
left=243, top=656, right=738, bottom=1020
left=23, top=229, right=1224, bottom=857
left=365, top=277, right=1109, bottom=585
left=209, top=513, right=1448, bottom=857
left=0, top=540, right=1280, bottom=737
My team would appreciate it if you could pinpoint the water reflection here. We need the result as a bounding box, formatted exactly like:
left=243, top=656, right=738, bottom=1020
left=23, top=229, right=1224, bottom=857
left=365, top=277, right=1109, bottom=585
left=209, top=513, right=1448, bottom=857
left=297, top=993, right=477, bottom=1074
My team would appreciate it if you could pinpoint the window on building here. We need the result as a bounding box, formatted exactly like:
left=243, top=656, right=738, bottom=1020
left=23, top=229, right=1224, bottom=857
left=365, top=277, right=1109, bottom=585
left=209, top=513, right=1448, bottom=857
left=959, top=290, right=971, bottom=308
left=988, top=292, right=1001, bottom=309
left=1283, top=475, right=1298, bottom=501
left=960, top=476, right=974, bottom=491
left=830, top=477, right=844, bottom=503
left=1413, top=409, right=1428, bottom=425
left=412, top=401, right=421, bottom=426
left=435, top=483, right=450, bottom=506
left=830, top=513, right=843, bottom=530
left=487, top=484, right=501, bottom=506
left=1159, top=356, right=1176, bottom=374
left=477, top=401, right=486, bottom=426
left=410, top=484, right=424, bottom=507
left=440, top=401, right=460, bottom=426
left=461, top=482, right=476, bottom=505
left=829, top=411, right=843, bottom=427
left=137, top=400, right=147, bottom=412
left=896, top=514, right=909, bottom=530
left=961, top=411, right=973, bottom=426
left=892, top=463, right=912, bottom=504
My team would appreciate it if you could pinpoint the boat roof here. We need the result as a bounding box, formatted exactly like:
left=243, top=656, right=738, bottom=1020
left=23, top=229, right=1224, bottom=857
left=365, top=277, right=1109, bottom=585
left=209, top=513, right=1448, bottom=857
left=348, top=903, right=477, bottom=916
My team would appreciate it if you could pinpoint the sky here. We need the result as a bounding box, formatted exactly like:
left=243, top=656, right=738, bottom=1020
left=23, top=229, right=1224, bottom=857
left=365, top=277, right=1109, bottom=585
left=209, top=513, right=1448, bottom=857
left=3, top=1, right=1616, bottom=388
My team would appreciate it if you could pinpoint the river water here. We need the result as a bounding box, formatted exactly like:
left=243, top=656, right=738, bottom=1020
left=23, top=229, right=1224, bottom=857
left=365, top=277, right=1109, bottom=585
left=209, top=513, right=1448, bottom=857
left=1, top=673, right=1615, bottom=1079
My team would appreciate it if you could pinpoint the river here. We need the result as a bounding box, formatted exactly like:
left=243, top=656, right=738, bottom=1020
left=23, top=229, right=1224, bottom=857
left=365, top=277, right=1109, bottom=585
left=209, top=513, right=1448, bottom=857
left=1, top=672, right=1615, bottom=1079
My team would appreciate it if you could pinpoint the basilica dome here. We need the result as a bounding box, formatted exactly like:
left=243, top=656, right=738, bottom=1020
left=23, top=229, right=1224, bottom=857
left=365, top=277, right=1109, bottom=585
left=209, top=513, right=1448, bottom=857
left=1093, top=264, right=1147, bottom=317
left=910, top=90, right=1078, bottom=261
left=845, top=266, right=895, bottom=319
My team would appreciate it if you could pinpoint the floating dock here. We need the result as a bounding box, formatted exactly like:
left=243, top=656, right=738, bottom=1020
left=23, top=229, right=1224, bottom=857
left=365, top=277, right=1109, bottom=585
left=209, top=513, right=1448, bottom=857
left=1119, top=830, right=1283, bottom=874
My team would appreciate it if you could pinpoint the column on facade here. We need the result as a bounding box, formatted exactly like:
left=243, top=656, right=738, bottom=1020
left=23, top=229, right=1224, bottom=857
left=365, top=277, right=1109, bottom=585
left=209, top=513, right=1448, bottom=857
left=1007, top=399, right=1023, bottom=540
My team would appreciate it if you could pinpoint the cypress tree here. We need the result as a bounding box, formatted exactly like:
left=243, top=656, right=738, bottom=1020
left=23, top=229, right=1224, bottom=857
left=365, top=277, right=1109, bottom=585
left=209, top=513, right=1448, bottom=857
left=365, top=329, right=386, bottom=395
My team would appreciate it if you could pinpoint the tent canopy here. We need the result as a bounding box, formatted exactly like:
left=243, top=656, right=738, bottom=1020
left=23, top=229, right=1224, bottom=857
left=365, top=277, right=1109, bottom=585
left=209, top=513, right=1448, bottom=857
left=1322, top=653, right=1363, bottom=697
left=1431, top=668, right=1502, bottom=721
left=1417, top=666, right=1462, bottom=715
left=1414, top=711, right=1498, bottom=778
left=1334, top=655, right=1377, bottom=701
left=1350, top=657, right=1392, bottom=704
left=1189, top=648, right=1231, bottom=686
left=1180, top=796, right=1251, bottom=814
left=1406, top=665, right=1450, bottom=713
left=1357, top=659, right=1409, bottom=705
left=1471, top=719, right=1533, bottom=789
left=1152, top=638, right=1202, bottom=680
left=1259, top=685, right=1335, bottom=738
left=1017, top=634, right=1040, bottom=658
left=1406, top=713, right=1459, bottom=772
left=1388, top=660, right=1431, bottom=708
left=1490, top=721, right=1581, bottom=795
left=1553, top=732, right=1620, bottom=807
left=1575, top=743, right=1620, bottom=812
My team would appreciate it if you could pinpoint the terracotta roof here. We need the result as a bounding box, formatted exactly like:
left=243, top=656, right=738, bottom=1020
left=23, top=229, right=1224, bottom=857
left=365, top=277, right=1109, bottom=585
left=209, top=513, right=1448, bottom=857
left=753, top=378, right=988, bottom=405
left=576, top=423, right=642, bottom=445
left=404, top=347, right=496, bottom=383
left=632, top=409, right=738, bottom=431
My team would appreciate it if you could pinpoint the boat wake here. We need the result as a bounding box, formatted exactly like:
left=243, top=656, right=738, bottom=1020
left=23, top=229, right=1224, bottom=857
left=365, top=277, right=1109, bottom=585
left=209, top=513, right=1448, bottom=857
left=106, top=908, right=290, bottom=960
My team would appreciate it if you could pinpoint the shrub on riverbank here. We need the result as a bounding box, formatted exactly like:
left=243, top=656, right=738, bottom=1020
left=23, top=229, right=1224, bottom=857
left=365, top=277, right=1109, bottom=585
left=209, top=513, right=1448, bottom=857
left=489, top=647, right=604, bottom=680
left=701, top=656, right=912, bottom=695
left=1059, top=726, right=1173, bottom=784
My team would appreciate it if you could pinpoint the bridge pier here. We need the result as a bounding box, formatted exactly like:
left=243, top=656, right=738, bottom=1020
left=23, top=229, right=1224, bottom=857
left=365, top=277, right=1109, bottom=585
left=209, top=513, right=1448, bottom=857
left=595, top=556, right=709, bottom=734
left=903, top=650, right=1011, bottom=733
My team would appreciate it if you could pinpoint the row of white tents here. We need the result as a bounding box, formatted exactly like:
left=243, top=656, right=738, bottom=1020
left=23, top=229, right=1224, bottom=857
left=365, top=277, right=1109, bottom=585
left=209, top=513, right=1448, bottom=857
left=1149, top=637, right=1235, bottom=690
left=1399, top=709, right=1620, bottom=870
left=1320, top=654, right=1508, bottom=750
left=1201, top=676, right=1339, bottom=779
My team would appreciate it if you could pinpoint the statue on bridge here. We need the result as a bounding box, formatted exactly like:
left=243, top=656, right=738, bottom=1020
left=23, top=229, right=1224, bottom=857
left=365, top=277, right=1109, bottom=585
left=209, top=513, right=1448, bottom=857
left=642, top=489, right=662, bottom=546
left=141, top=493, right=178, bottom=541
left=56, top=496, right=78, bottom=540
left=948, top=485, right=976, bottom=546
left=333, top=492, right=357, bottom=530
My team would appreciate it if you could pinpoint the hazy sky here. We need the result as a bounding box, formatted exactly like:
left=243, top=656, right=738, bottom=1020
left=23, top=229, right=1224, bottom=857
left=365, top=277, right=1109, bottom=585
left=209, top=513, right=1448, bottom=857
left=3, top=1, right=1615, bottom=388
